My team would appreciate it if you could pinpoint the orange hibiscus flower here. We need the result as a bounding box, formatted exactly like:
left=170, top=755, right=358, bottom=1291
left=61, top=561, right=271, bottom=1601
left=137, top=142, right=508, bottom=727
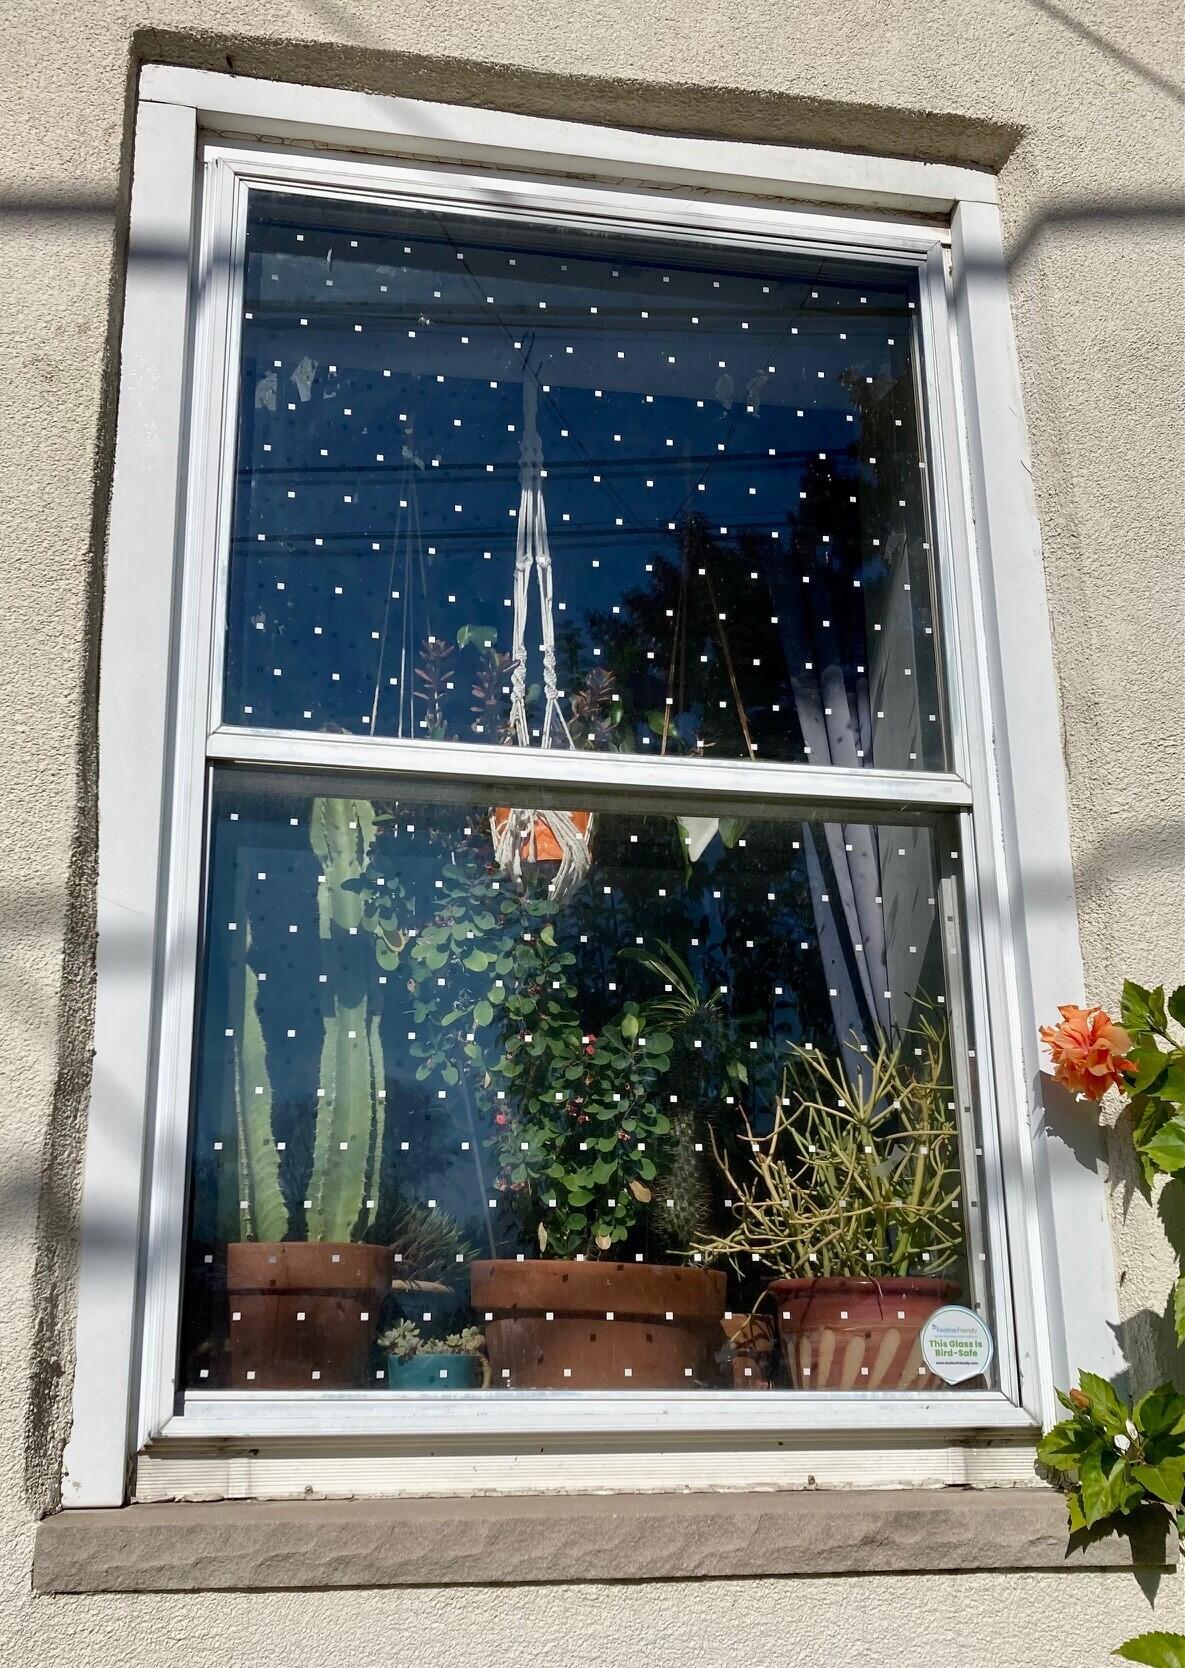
left=1040, top=1004, right=1136, bottom=1101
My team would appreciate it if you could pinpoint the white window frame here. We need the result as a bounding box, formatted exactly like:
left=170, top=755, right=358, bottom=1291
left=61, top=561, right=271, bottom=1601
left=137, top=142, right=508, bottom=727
left=61, top=66, right=1122, bottom=1508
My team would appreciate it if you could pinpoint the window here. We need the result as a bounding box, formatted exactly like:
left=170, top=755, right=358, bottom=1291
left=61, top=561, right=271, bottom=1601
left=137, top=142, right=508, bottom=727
left=179, top=166, right=998, bottom=1403
left=65, top=73, right=1119, bottom=1505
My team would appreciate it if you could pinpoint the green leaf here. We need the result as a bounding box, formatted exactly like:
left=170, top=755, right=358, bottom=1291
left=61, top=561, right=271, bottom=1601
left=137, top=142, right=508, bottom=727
left=1130, top=1041, right=1170, bottom=1096
left=1113, top=1632, right=1185, bottom=1667
left=643, top=1031, right=673, bottom=1053
left=1168, top=988, right=1185, bottom=1029
left=473, top=1000, right=494, bottom=1029
left=1122, top=981, right=1167, bottom=1037
left=1078, top=1372, right=1131, bottom=1436
left=717, top=816, right=747, bottom=849
left=488, top=983, right=506, bottom=1005
left=621, top=1012, right=640, bottom=1041
left=1135, top=1384, right=1185, bottom=1440
left=1131, top=1459, right=1185, bottom=1508
left=463, top=950, right=491, bottom=972
left=1037, top=1419, right=1092, bottom=1470
left=1175, top=1276, right=1185, bottom=1348
left=1078, top=1444, right=1117, bottom=1526
left=1159, top=1059, right=1185, bottom=1108
left=456, top=623, right=498, bottom=649
left=1143, top=1113, right=1185, bottom=1174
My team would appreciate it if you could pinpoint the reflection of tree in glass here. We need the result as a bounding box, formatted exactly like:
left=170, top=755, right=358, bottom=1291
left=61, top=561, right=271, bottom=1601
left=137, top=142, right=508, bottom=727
left=585, top=369, right=928, bottom=767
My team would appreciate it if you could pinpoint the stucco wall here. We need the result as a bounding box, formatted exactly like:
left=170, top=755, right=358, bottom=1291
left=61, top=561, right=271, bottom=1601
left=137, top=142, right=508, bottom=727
left=1, top=2, right=1182, bottom=1663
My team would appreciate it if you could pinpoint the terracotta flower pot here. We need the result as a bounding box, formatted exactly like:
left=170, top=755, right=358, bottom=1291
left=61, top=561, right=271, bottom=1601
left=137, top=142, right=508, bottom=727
left=721, top=1312, right=777, bottom=1390
left=226, top=1241, right=391, bottom=1389
left=491, top=807, right=592, bottom=864
left=471, top=1258, right=726, bottom=1389
left=769, top=1276, right=959, bottom=1391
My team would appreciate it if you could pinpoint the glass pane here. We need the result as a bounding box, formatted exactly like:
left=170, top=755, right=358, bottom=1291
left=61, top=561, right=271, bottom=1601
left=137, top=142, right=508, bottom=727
left=181, top=770, right=995, bottom=1394
left=222, top=189, right=947, bottom=771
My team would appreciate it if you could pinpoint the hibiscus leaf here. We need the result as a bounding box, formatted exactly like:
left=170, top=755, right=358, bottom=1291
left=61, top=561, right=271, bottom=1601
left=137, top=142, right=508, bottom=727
left=1113, top=1632, right=1185, bottom=1668
left=1143, top=1113, right=1185, bottom=1174
left=1135, top=1384, right=1185, bottom=1440
left=1168, top=987, right=1185, bottom=1029
left=1130, top=1041, right=1170, bottom=1096
left=1131, top=1459, right=1185, bottom=1508
left=1159, top=1060, right=1185, bottom=1107
left=1078, top=1372, right=1130, bottom=1436
left=1079, top=1446, right=1120, bottom=1526
left=1122, top=981, right=1159, bottom=1034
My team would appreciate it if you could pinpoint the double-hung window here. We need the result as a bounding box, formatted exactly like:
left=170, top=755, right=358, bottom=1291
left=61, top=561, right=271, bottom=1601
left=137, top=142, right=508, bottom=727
left=65, top=72, right=1120, bottom=1503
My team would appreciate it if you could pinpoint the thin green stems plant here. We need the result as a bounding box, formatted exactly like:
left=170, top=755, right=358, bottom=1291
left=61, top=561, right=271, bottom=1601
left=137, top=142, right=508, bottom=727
left=692, top=1022, right=962, bottom=1280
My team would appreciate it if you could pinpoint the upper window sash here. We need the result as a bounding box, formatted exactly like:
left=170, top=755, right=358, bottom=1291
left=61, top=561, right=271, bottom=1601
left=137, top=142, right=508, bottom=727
left=193, top=149, right=972, bottom=808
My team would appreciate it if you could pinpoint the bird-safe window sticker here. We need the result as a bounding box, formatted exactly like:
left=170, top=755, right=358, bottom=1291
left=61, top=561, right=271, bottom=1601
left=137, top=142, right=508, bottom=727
left=920, top=1306, right=994, bottom=1385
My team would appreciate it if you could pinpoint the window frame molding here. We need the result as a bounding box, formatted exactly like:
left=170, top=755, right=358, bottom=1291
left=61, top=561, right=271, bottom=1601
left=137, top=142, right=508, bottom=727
left=61, top=67, right=1121, bottom=1508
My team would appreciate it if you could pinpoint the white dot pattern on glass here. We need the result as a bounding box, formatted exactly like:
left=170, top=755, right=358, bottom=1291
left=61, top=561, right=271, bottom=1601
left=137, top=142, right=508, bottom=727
left=185, top=776, right=983, bottom=1398
left=224, top=196, right=944, bottom=773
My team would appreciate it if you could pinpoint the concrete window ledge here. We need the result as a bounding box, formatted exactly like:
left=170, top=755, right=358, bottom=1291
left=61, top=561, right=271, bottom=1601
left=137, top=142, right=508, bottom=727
left=33, top=1490, right=1177, bottom=1593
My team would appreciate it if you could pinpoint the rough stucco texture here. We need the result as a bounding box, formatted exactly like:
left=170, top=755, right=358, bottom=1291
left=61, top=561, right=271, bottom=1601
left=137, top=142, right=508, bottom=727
left=1, top=1, right=1183, bottom=1664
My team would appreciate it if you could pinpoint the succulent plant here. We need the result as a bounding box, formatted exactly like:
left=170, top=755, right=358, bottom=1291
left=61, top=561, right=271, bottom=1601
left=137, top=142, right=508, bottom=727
left=378, top=1319, right=423, bottom=1361
left=387, top=1197, right=473, bottom=1287
left=235, top=796, right=388, bottom=1245
left=377, top=1320, right=487, bottom=1358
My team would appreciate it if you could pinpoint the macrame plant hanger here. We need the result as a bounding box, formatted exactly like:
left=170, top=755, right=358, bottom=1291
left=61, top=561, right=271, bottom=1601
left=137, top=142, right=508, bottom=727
left=491, top=346, right=594, bottom=904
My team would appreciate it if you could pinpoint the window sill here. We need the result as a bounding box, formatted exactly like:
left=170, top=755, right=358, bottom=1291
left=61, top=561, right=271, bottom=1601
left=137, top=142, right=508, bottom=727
left=33, top=1488, right=1177, bottom=1593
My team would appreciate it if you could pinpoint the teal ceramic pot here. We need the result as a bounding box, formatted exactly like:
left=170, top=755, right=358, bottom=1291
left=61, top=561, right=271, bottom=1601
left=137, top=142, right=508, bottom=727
left=386, top=1352, right=482, bottom=1390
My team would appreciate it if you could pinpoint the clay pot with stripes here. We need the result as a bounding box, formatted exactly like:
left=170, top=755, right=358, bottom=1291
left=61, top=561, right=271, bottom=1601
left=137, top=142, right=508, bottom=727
left=769, top=1276, right=959, bottom=1391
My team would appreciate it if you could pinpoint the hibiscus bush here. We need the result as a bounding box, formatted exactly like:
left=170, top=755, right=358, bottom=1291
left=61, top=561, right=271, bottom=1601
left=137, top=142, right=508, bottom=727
left=1042, top=981, right=1185, bottom=1346
left=1038, top=981, right=1185, bottom=1668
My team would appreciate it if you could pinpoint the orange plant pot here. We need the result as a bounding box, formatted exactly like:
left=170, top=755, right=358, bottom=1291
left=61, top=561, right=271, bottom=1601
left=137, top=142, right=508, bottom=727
left=769, top=1276, right=960, bottom=1391
left=471, top=1258, right=726, bottom=1389
left=226, top=1241, right=391, bottom=1390
left=490, top=808, right=591, bottom=864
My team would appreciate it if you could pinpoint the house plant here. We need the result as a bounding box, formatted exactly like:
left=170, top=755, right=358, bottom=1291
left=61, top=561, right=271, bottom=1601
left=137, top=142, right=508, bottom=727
left=379, top=1320, right=491, bottom=1390
left=354, top=835, right=726, bottom=1389
left=227, top=796, right=392, bottom=1389
left=692, top=1023, right=965, bottom=1390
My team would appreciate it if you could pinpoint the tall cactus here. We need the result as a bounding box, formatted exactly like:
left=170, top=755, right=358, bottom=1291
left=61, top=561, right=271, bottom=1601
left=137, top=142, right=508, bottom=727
left=648, top=1107, right=713, bottom=1253
left=234, top=926, right=288, bottom=1243
left=305, top=797, right=386, bottom=1243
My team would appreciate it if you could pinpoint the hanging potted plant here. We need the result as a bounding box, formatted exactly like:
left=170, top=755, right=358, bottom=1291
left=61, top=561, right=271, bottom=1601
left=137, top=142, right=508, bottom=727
left=227, top=797, right=392, bottom=1389
left=692, top=1022, right=965, bottom=1390
left=485, top=361, right=604, bottom=903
